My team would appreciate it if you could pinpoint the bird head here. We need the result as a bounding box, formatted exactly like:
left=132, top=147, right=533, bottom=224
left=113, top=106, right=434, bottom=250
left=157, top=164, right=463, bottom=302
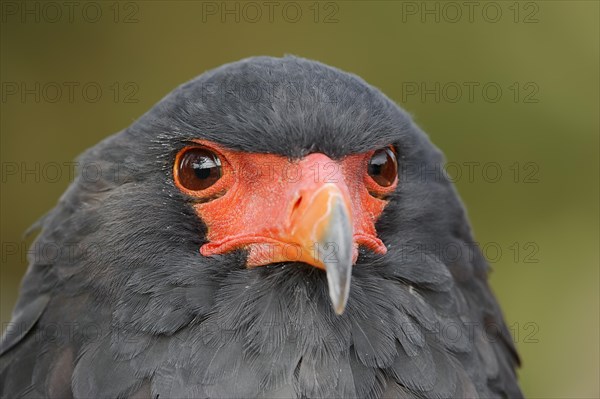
left=37, top=55, right=466, bottom=340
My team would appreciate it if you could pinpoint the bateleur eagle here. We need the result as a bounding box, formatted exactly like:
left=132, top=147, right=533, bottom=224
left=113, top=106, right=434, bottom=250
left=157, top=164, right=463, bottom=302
left=0, top=56, right=523, bottom=398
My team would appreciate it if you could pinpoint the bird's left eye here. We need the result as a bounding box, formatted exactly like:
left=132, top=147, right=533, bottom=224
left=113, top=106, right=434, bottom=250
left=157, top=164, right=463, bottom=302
left=368, top=147, right=398, bottom=187
left=175, top=147, right=222, bottom=191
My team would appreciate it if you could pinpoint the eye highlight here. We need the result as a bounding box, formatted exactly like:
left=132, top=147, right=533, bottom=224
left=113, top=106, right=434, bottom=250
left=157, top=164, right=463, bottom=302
left=368, top=147, right=398, bottom=187
left=175, top=147, right=222, bottom=191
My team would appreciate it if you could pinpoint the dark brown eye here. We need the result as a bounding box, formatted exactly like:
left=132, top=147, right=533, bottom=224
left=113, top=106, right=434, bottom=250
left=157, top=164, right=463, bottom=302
left=176, top=147, right=222, bottom=191
left=368, top=147, right=398, bottom=187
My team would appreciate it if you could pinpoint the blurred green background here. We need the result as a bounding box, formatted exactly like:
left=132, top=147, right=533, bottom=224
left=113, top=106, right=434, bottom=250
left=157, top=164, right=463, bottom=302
left=1, top=1, right=598, bottom=397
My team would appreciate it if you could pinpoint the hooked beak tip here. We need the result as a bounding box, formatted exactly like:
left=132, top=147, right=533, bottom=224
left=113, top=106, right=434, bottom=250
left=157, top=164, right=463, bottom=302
left=319, top=194, right=354, bottom=316
left=324, top=259, right=351, bottom=315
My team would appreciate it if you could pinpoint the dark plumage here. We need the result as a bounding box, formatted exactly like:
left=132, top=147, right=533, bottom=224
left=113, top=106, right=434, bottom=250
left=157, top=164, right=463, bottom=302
left=0, top=56, right=522, bottom=398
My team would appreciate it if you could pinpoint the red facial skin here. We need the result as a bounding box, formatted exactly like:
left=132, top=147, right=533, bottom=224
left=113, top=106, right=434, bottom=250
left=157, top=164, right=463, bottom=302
left=173, top=140, right=397, bottom=269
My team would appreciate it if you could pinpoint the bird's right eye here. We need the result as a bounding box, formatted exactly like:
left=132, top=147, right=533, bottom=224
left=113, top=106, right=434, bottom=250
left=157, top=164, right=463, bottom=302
left=175, top=147, right=222, bottom=191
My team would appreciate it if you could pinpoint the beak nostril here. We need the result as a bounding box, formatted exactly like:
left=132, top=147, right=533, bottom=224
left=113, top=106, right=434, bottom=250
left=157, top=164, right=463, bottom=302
left=288, top=195, right=305, bottom=231
left=292, top=196, right=303, bottom=213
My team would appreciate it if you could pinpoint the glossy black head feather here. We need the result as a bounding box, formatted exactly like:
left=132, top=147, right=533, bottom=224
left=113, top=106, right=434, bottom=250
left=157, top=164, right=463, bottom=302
left=0, top=56, right=522, bottom=399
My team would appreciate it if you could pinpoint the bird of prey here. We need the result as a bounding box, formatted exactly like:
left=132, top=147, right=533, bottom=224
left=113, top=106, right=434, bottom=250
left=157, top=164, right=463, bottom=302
left=0, top=56, right=522, bottom=398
